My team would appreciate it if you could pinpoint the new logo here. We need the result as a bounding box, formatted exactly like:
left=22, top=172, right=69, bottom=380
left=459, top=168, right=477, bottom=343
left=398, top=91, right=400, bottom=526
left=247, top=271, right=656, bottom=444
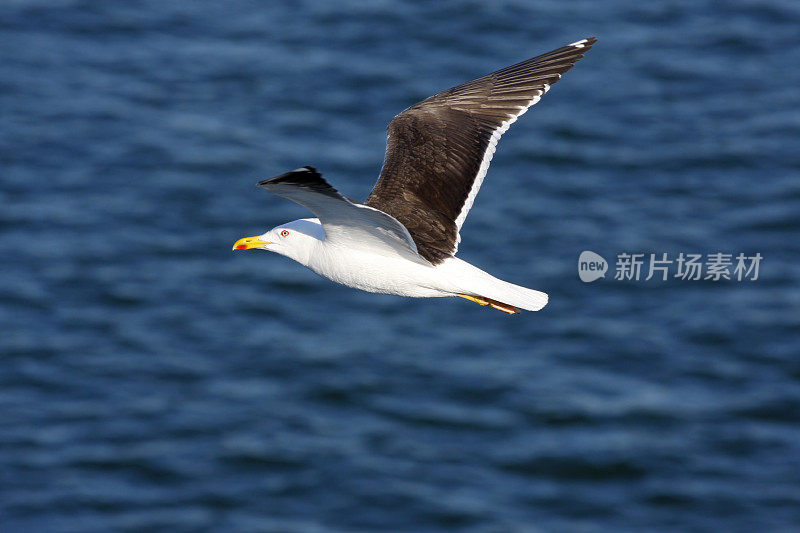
left=578, top=251, right=607, bottom=282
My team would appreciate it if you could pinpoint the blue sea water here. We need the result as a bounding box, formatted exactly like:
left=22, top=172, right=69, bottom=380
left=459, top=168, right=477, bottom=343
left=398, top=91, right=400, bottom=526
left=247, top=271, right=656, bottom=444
left=2, top=0, right=800, bottom=531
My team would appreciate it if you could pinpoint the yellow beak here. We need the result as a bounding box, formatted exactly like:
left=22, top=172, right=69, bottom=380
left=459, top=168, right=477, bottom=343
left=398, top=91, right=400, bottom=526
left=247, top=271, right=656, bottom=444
left=233, top=235, right=272, bottom=251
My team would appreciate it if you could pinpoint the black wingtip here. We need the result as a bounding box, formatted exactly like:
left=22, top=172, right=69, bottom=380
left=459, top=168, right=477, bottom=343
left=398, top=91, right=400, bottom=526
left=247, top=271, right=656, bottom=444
left=257, top=166, right=340, bottom=198
left=257, top=166, right=318, bottom=187
left=566, top=37, right=597, bottom=52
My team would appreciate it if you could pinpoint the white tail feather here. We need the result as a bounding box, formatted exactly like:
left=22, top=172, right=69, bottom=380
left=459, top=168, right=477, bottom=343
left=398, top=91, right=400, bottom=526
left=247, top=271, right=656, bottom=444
left=478, top=278, right=548, bottom=312
left=440, top=258, right=549, bottom=312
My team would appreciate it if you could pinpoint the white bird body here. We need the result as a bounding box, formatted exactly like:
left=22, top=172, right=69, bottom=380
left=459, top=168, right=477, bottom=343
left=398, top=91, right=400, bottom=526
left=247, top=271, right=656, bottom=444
left=234, top=38, right=596, bottom=313
left=246, top=218, right=548, bottom=312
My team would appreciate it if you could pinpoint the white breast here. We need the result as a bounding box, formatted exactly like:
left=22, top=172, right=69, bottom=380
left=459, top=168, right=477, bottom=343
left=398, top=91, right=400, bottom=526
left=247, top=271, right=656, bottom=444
left=305, top=243, right=446, bottom=297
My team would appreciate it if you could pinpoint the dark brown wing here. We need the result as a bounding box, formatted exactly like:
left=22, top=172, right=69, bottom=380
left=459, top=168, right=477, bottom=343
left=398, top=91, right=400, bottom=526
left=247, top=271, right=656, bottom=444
left=365, top=38, right=596, bottom=264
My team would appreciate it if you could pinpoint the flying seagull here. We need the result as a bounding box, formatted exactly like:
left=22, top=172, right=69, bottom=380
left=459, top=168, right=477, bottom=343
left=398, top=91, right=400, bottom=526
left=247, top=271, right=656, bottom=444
left=234, top=38, right=596, bottom=314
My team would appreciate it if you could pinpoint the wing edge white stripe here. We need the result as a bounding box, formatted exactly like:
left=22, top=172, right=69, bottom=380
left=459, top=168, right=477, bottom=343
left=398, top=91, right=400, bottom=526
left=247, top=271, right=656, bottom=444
left=451, top=84, right=551, bottom=248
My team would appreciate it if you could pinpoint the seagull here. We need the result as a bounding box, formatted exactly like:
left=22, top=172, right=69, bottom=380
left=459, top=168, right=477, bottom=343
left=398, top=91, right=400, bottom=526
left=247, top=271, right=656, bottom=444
left=234, top=38, right=596, bottom=314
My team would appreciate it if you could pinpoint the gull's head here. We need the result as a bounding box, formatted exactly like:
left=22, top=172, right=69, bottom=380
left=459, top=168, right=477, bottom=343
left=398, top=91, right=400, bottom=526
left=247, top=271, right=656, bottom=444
left=233, top=218, right=324, bottom=265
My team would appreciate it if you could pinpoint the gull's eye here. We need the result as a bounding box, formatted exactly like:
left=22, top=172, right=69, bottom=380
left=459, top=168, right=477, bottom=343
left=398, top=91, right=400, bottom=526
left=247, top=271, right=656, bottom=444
left=280, top=230, right=290, bottom=238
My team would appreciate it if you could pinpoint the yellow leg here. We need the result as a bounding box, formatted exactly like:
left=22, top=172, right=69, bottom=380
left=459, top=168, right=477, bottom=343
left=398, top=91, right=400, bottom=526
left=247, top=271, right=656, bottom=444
left=456, top=294, right=520, bottom=314
left=457, top=293, right=490, bottom=306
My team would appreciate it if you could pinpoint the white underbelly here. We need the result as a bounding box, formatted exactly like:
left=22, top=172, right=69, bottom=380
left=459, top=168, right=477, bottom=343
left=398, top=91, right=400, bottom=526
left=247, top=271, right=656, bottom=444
left=307, top=248, right=448, bottom=297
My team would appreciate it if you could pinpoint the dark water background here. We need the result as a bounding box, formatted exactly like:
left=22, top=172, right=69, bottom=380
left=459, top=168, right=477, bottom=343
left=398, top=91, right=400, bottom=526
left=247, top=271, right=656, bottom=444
left=2, top=1, right=800, bottom=531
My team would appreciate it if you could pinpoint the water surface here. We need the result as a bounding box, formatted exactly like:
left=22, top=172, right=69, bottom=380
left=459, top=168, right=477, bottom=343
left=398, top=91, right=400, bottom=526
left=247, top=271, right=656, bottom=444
left=2, top=1, right=799, bottom=531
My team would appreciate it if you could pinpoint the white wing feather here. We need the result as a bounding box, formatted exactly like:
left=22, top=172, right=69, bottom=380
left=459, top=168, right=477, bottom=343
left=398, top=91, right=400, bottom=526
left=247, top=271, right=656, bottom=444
left=260, top=180, right=431, bottom=266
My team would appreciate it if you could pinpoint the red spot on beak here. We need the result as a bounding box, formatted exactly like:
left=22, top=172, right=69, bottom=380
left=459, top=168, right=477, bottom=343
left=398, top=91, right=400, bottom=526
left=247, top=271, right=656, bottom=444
left=236, top=245, right=248, bottom=250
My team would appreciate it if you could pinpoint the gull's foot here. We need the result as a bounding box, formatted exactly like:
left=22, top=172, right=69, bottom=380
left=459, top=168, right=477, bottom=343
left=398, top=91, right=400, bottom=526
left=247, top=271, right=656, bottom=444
left=456, top=294, right=520, bottom=314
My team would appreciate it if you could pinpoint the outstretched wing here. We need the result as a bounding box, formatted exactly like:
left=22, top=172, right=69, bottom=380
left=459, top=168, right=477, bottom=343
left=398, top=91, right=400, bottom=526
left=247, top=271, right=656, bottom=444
left=258, top=167, right=430, bottom=265
left=365, top=38, right=596, bottom=264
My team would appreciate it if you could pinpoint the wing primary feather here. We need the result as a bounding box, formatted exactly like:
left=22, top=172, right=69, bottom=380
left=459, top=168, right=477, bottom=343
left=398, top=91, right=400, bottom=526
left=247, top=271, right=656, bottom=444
left=365, top=38, right=596, bottom=264
left=258, top=166, right=341, bottom=199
